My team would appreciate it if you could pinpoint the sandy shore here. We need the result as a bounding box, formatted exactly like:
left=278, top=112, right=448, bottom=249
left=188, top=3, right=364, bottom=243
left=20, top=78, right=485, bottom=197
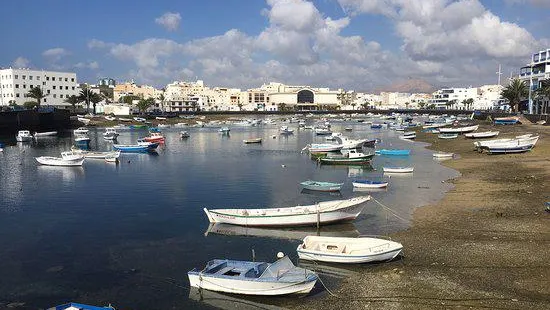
left=293, top=119, right=550, bottom=309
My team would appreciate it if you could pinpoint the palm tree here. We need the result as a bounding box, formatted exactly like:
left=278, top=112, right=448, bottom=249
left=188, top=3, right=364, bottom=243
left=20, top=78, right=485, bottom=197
left=237, top=103, right=243, bottom=111
left=78, top=86, right=94, bottom=113
left=158, top=93, right=166, bottom=112
left=534, top=84, right=550, bottom=114
left=136, top=98, right=154, bottom=114
left=64, top=95, right=80, bottom=112
left=89, top=92, right=102, bottom=114
left=350, top=102, right=357, bottom=110
left=26, top=86, right=46, bottom=107
left=500, top=78, right=528, bottom=112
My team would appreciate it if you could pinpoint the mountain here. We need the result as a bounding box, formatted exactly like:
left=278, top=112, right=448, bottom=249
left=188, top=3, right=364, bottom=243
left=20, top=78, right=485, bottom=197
left=375, top=79, right=436, bottom=94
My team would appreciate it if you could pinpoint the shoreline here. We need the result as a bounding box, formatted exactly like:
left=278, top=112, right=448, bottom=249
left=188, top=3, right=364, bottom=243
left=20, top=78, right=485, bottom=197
left=293, top=120, right=550, bottom=309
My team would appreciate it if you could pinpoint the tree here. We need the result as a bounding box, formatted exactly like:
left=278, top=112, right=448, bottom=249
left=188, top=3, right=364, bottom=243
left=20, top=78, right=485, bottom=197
left=350, top=102, right=357, bottom=110
left=136, top=98, right=154, bottom=114
left=533, top=84, right=550, bottom=114
left=464, top=98, right=474, bottom=110
left=237, top=103, right=243, bottom=111
left=277, top=103, right=287, bottom=111
left=78, top=86, right=94, bottom=113
left=500, top=78, right=528, bottom=112
left=89, top=92, right=102, bottom=114
left=26, top=86, right=46, bottom=107
left=24, top=101, right=38, bottom=109
left=121, top=95, right=141, bottom=105
left=64, top=95, right=80, bottom=112
left=158, top=93, right=165, bottom=112
left=418, top=102, right=426, bottom=109
left=404, top=102, right=410, bottom=109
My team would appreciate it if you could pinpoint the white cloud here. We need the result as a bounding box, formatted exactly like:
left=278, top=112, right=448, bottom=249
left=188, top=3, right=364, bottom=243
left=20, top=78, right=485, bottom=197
left=155, top=12, right=181, bottom=31
left=88, top=39, right=112, bottom=49
left=13, top=57, right=30, bottom=68
left=74, top=61, right=99, bottom=70
left=42, top=48, right=70, bottom=62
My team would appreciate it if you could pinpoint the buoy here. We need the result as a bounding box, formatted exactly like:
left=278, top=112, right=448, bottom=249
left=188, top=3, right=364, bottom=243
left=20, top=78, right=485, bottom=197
left=277, top=252, right=285, bottom=259
left=281, top=164, right=286, bottom=168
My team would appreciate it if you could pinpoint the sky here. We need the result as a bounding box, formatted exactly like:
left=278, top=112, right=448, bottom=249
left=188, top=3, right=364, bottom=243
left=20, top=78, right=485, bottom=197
left=1, top=0, right=549, bottom=91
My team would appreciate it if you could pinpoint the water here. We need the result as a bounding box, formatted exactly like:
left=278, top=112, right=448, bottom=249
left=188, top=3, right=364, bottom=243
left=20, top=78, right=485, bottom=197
left=0, top=120, right=459, bottom=309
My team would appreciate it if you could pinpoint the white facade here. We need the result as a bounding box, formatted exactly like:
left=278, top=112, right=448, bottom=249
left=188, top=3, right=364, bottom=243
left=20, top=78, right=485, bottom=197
left=0, top=68, right=78, bottom=107
left=475, top=85, right=504, bottom=110
left=519, top=47, right=550, bottom=113
left=429, top=87, right=478, bottom=109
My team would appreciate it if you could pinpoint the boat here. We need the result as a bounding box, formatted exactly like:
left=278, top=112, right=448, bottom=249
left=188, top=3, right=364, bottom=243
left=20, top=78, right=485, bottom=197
left=325, top=132, right=342, bottom=141
left=118, top=117, right=132, bottom=122
left=352, top=180, right=388, bottom=188
left=438, top=133, right=459, bottom=139
left=370, top=124, right=383, bottom=129
left=344, top=127, right=352, bottom=131
left=402, top=131, right=416, bottom=139
left=155, top=116, right=167, bottom=120
left=464, top=131, right=499, bottom=139
left=67, top=149, right=121, bottom=160
left=33, top=131, right=58, bottom=137
left=433, top=152, right=454, bottom=158
left=475, top=135, right=538, bottom=151
left=300, top=180, right=344, bottom=192
left=494, top=116, right=520, bottom=125
left=0, top=142, right=3, bottom=152
left=73, top=127, right=89, bottom=134
left=103, top=128, right=119, bottom=140
left=105, top=155, right=119, bottom=163
left=180, top=131, right=190, bottom=139
left=375, top=149, right=410, bottom=156
left=188, top=255, right=318, bottom=295
left=36, top=155, right=85, bottom=166
left=143, top=132, right=165, bottom=143
left=129, top=124, right=148, bottom=130
left=243, top=138, right=262, bottom=144
left=306, top=143, right=343, bottom=153
left=296, top=236, right=403, bottom=264
left=113, top=143, right=157, bottom=152
left=382, top=166, right=414, bottom=173
left=16, top=130, right=33, bottom=142
left=486, top=139, right=538, bottom=154
left=438, top=124, right=479, bottom=134
left=219, top=127, right=231, bottom=134
left=203, top=196, right=370, bottom=227
left=74, top=135, right=90, bottom=143
left=319, top=150, right=375, bottom=165
left=334, top=136, right=371, bottom=149
left=47, top=302, right=115, bottom=310
left=134, top=117, right=146, bottom=122
left=315, top=127, right=332, bottom=135
left=77, top=117, right=91, bottom=124
left=104, top=116, right=116, bottom=121
left=280, top=126, right=294, bottom=134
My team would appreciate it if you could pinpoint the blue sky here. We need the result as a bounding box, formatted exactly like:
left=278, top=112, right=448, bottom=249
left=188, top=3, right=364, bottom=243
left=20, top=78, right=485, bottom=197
left=1, top=0, right=549, bottom=91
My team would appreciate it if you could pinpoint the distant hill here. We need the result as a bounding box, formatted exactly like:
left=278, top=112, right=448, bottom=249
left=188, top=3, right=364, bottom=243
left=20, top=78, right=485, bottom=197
left=375, top=79, right=436, bottom=94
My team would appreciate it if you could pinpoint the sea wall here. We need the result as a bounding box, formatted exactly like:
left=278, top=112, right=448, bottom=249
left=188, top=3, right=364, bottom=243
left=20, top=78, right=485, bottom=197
left=0, top=109, right=71, bottom=134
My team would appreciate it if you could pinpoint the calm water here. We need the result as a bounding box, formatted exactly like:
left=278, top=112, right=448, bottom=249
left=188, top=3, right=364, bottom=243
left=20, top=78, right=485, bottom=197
left=0, top=119, right=458, bottom=309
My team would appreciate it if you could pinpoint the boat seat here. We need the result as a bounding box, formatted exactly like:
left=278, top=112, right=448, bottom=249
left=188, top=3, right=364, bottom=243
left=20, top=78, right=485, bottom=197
left=322, top=243, right=345, bottom=253
left=218, top=266, right=238, bottom=276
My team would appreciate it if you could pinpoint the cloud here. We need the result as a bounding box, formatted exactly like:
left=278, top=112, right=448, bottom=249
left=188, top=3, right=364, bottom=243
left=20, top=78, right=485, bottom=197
left=155, top=12, right=182, bottom=31
left=13, top=57, right=30, bottom=68
left=74, top=61, right=99, bottom=70
left=88, top=39, right=112, bottom=49
left=42, top=47, right=70, bottom=62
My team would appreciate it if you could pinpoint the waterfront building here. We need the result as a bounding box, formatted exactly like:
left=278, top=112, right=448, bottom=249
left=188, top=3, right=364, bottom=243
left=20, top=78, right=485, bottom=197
left=266, top=83, right=339, bottom=111
left=0, top=68, right=78, bottom=107
left=475, top=85, right=505, bottom=110
left=428, top=87, right=478, bottom=109
left=164, top=80, right=244, bottom=112
left=519, top=47, right=550, bottom=114
left=113, top=81, right=162, bottom=102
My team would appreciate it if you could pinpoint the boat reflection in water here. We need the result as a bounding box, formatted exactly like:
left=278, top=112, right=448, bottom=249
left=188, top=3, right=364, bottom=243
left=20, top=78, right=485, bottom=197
left=36, top=165, right=85, bottom=183
left=188, top=287, right=281, bottom=310
left=300, top=188, right=343, bottom=197
left=204, top=223, right=360, bottom=240
left=353, top=187, right=388, bottom=193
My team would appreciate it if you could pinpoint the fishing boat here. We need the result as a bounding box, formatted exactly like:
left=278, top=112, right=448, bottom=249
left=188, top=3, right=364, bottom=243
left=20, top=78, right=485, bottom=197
left=103, top=128, right=119, bottom=140
left=464, top=131, right=499, bottom=139
left=494, top=116, right=520, bottom=125
left=402, top=131, right=416, bottom=139
left=243, top=138, right=262, bottom=144
left=36, top=154, right=85, bottom=166
left=375, top=149, right=410, bottom=156
left=352, top=180, right=388, bottom=188
left=438, top=124, right=479, bottom=134
left=143, top=132, right=165, bottom=143
left=300, top=180, right=344, bottom=192
left=438, top=133, right=459, bottom=139
left=113, top=143, right=157, bottom=152
left=33, top=131, right=58, bottom=137
left=73, top=127, right=89, bottom=134
left=203, top=196, right=370, bottom=227
left=180, top=131, right=190, bottom=139
left=16, top=130, right=33, bottom=142
left=305, top=143, right=343, bottom=153
left=433, top=152, right=454, bottom=158
left=47, top=302, right=116, bottom=310
left=382, top=166, right=414, bottom=173
left=319, top=150, right=375, bottom=165
left=296, top=236, right=403, bottom=264
left=188, top=255, right=318, bottom=295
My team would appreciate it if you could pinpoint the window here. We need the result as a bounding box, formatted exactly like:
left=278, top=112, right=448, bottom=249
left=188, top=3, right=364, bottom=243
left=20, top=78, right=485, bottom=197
left=16, top=94, right=19, bottom=98
left=15, top=84, right=19, bottom=88
left=53, top=94, right=56, bottom=98
left=53, top=86, right=56, bottom=89
left=29, top=76, right=33, bottom=80
left=37, top=76, right=40, bottom=80
left=23, top=84, right=26, bottom=88
left=44, top=98, right=46, bottom=102
left=65, top=78, right=68, bottom=82
left=72, top=86, right=75, bottom=90
left=52, top=77, right=55, bottom=81
left=46, top=76, right=50, bottom=81
left=47, top=90, right=50, bottom=94
left=30, top=85, right=33, bottom=88
left=43, top=82, right=46, bottom=86
left=14, top=75, right=18, bottom=79
left=22, top=75, right=26, bottom=80
left=60, top=94, right=63, bottom=98
left=71, top=78, right=74, bottom=82
left=65, top=86, right=68, bottom=90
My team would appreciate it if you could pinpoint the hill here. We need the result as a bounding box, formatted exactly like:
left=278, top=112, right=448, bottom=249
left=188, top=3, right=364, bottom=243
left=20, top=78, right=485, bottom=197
left=375, top=79, right=436, bottom=94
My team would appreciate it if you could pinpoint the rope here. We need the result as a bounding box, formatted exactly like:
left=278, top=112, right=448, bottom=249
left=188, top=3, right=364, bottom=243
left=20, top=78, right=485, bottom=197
left=298, top=259, right=339, bottom=297
left=371, top=197, right=409, bottom=223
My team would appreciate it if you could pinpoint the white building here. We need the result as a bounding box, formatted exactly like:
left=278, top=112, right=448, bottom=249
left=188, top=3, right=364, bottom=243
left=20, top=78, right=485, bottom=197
left=428, top=87, right=478, bottom=109
left=475, top=85, right=505, bottom=110
left=519, top=47, right=550, bottom=113
left=0, top=68, right=79, bottom=107
left=266, top=83, right=339, bottom=111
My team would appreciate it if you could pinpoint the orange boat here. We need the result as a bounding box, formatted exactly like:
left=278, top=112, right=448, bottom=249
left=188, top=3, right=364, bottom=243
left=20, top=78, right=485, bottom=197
left=143, top=132, right=166, bottom=143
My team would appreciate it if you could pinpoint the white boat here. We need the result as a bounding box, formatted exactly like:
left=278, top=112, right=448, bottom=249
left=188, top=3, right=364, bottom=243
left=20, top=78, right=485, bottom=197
left=280, top=126, right=294, bottom=134
left=402, top=131, right=416, bottom=139
left=77, top=117, right=91, bottom=124
left=382, top=166, right=414, bottom=173
left=243, top=138, right=262, bottom=144
left=203, top=196, right=370, bottom=227
left=315, top=128, right=332, bottom=135
left=297, top=236, right=403, bottom=263
left=305, top=143, right=343, bottom=153
left=334, top=136, right=370, bottom=149
left=464, top=131, right=499, bottom=139
left=433, top=152, right=454, bottom=158
left=438, top=133, right=458, bottom=139
left=155, top=116, right=167, bottom=120
left=67, top=149, right=120, bottom=160
left=74, top=127, right=89, bottom=134
left=352, top=180, right=388, bottom=188
left=59, top=151, right=85, bottom=161
left=33, top=131, right=58, bottom=137
left=16, top=130, right=33, bottom=142
left=483, top=136, right=539, bottom=154
left=325, top=132, right=342, bottom=141
left=438, top=124, right=479, bottom=134
left=118, top=117, right=132, bottom=122
left=36, top=155, right=85, bottom=166
left=104, top=116, right=116, bottom=121
left=134, top=117, right=146, bottom=122
left=103, top=128, right=119, bottom=140
left=74, top=135, right=90, bottom=143
left=474, top=134, right=535, bottom=149
left=180, top=131, right=190, bottom=139
left=188, top=255, right=318, bottom=296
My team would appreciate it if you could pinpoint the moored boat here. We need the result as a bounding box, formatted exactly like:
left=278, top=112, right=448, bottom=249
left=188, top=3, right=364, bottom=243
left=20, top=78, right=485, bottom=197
left=352, top=180, right=388, bottom=188
left=203, top=196, right=370, bottom=227
left=16, top=130, right=33, bottom=142
left=300, top=180, right=343, bottom=192
left=103, top=128, right=119, bottom=140
left=319, top=149, right=374, bottom=165
left=438, top=124, right=479, bottom=134
left=143, top=132, right=165, bottom=143
left=382, top=166, right=414, bottom=173
left=33, top=131, right=58, bottom=137
left=180, top=131, right=190, bottom=139
left=375, top=149, right=410, bottom=156
left=438, top=133, right=459, bottom=139
left=73, top=127, right=89, bottom=135
left=113, top=143, right=157, bottom=152
left=36, top=155, right=85, bottom=166
left=297, top=236, right=403, bottom=263
left=315, top=127, right=332, bottom=135
left=280, top=126, right=294, bottom=134
left=188, top=255, right=318, bottom=295
left=243, top=138, right=262, bottom=144
left=464, top=131, right=499, bottom=139
left=47, top=302, right=116, bottom=310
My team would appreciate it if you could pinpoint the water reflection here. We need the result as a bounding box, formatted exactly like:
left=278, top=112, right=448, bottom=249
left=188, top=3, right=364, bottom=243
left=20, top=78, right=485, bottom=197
left=300, top=188, right=343, bottom=197
left=188, top=287, right=282, bottom=310
left=37, top=166, right=85, bottom=183
left=353, top=187, right=388, bottom=193
left=204, top=223, right=360, bottom=240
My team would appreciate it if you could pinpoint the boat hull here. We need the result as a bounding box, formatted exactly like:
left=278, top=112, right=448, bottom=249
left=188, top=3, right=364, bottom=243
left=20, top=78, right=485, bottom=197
left=383, top=167, right=413, bottom=173
left=297, top=247, right=401, bottom=264
left=300, top=182, right=343, bottom=192
left=36, top=157, right=84, bottom=166
left=352, top=181, right=388, bottom=188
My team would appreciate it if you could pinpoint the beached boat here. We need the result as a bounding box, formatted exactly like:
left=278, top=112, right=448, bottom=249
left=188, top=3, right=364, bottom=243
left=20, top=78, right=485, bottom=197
left=155, top=116, right=167, bottom=120
left=203, top=196, right=370, bottom=227
left=73, top=127, right=89, bottom=135
left=383, top=166, right=414, bottom=173
left=438, top=124, right=479, bottom=134
left=103, top=128, right=119, bottom=140
left=352, top=180, right=388, bottom=188
left=188, top=255, right=318, bottom=295
left=16, top=130, right=33, bottom=142
left=243, top=138, right=262, bottom=144
left=47, top=302, right=115, bottom=310
left=77, top=117, right=91, bottom=124
left=300, top=180, right=344, bottom=192
left=433, top=152, right=454, bottom=158
left=464, top=131, right=499, bottom=139
left=33, top=131, right=58, bottom=137
left=36, top=155, right=85, bottom=166
left=438, top=133, right=459, bottom=139
left=402, top=131, right=416, bottom=139
left=104, top=116, right=116, bottom=121
left=297, top=236, right=403, bottom=264
left=473, top=134, right=534, bottom=149
left=485, top=138, right=538, bottom=154
left=375, top=149, right=410, bottom=156
left=475, top=135, right=539, bottom=151
left=494, top=116, right=520, bottom=125
left=319, top=150, right=375, bottom=165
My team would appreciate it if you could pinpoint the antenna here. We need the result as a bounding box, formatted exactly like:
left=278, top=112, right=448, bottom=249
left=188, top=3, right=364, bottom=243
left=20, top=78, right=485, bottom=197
left=496, top=64, right=502, bottom=86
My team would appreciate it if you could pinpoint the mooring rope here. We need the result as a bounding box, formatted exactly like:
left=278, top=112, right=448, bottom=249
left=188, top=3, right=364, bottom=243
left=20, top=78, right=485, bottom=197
left=371, top=197, right=409, bottom=223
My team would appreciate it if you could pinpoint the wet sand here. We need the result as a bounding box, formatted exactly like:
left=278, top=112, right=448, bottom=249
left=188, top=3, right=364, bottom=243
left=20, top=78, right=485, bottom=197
left=294, top=119, right=550, bottom=309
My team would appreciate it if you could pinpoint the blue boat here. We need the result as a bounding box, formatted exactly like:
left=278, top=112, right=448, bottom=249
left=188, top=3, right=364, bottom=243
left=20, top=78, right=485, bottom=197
left=370, top=124, right=383, bottom=129
left=375, top=149, right=410, bottom=156
left=48, top=302, right=115, bottom=310
left=494, top=117, right=519, bottom=125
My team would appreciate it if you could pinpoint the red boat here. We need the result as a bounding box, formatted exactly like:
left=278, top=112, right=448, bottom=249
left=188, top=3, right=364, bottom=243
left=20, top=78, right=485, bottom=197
left=143, top=132, right=165, bottom=143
